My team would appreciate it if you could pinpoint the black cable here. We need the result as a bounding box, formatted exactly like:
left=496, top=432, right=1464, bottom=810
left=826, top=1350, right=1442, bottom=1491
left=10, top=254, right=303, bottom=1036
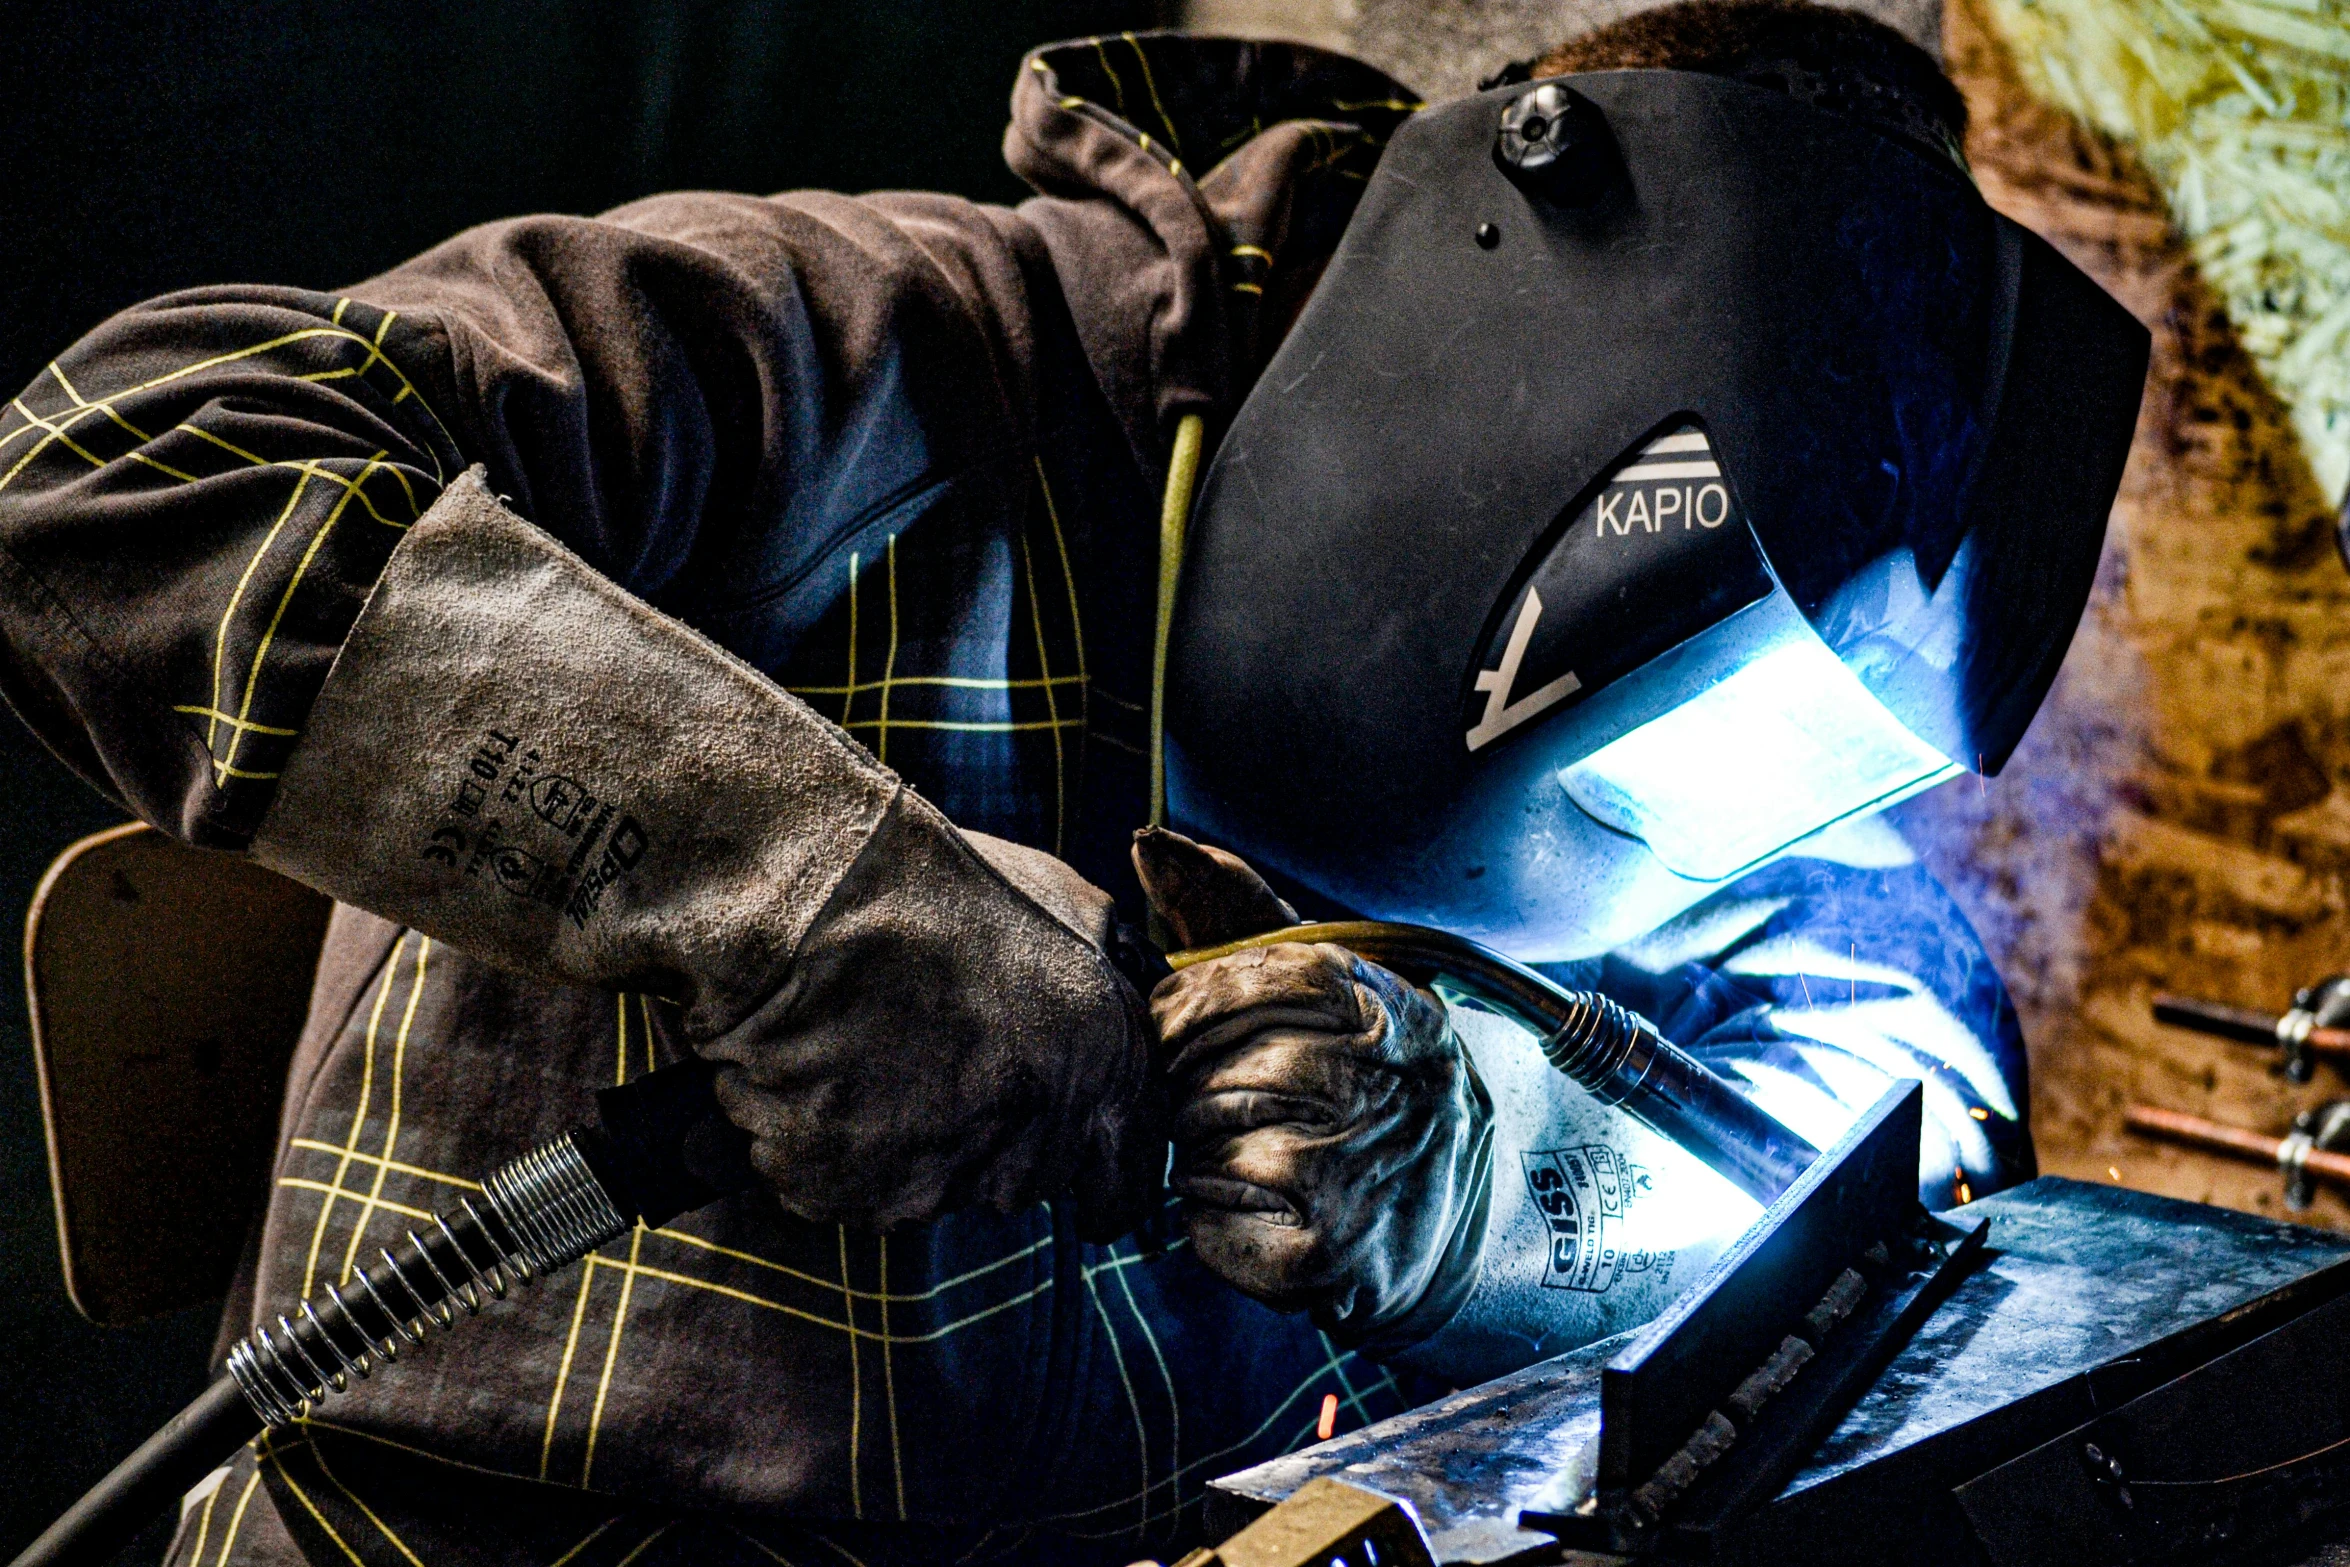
left=12, top=1378, right=256, bottom=1567
left=10, top=1060, right=754, bottom=1567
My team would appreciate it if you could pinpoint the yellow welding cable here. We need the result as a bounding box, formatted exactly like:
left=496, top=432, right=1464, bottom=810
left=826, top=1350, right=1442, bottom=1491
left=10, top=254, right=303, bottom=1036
left=1150, top=413, right=1206, bottom=831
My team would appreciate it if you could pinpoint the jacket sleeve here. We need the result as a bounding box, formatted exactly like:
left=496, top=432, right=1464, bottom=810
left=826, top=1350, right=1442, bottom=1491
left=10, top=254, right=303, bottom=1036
left=0, top=190, right=1037, bottom=847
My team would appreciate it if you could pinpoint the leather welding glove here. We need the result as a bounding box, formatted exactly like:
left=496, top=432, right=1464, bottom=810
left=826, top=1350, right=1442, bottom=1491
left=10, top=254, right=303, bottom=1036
left=251, top=471, right=1160, bottom=1236
left=1135, top=827, right=1493, bottom=1355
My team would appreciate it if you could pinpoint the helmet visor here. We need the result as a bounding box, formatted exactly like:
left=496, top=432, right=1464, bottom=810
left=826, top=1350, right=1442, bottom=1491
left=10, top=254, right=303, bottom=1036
left=1559, top=628, right=1958, bottom=881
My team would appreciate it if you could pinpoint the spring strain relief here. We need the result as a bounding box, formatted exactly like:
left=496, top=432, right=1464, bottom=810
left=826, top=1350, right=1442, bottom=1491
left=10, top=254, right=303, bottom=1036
left=1541, top=991, right=1646, bottom=1094
left=224, top=1133, right=627, bottom=1428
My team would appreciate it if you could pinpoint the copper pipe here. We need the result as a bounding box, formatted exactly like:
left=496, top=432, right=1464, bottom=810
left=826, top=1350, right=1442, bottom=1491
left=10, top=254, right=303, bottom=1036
left=2123, top=1104, right=2350, bottom=1188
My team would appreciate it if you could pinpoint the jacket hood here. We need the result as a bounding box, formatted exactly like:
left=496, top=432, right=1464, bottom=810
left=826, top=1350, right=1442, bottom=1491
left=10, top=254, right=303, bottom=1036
left=1006, top=32, right=1420, bottom=479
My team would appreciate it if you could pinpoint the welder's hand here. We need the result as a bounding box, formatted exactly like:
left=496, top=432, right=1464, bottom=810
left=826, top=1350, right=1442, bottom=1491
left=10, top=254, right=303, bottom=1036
left=1134, top=829, right=1492, bottom=1353
left=705, top=802, right=1163, bottom=1239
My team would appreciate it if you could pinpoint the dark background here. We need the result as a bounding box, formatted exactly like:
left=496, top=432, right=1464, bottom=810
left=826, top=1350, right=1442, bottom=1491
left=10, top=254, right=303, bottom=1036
left=0, top=0, right=1151, bottom=1557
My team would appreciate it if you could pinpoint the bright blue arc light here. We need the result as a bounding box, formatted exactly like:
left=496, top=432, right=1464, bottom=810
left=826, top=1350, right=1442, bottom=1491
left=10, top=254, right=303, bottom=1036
left=1558, top=630, right=1959, bottom=882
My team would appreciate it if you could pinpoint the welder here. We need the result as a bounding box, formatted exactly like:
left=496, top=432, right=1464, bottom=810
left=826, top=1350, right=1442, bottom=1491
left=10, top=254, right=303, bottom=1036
left=0, top=2, right=2139, bottom=1564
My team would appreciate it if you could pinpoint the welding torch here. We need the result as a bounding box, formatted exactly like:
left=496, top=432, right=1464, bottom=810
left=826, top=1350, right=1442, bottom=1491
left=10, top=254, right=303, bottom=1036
left=1168, top=921, right=1818, bottom=1204
left=12, top=920, right=1817, bottom=1567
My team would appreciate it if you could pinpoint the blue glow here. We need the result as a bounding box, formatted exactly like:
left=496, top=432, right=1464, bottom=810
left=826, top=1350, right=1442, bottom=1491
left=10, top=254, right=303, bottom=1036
left=1558, top=632, right=1959, bottom=881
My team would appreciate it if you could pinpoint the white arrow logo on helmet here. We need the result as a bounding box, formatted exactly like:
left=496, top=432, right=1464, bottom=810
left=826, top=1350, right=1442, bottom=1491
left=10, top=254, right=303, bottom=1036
left=1467, top=589, right=1581, bottom=752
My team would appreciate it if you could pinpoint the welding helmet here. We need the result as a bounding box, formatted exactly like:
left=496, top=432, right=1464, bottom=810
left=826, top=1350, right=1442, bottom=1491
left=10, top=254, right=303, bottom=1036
left=1165, top=68, right=2148, bottom=961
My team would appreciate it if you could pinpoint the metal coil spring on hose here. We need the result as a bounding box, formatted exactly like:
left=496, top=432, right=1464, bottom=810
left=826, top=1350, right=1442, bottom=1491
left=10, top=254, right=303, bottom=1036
left=226, top=1134, right=627, bottom=1428
left=1540, top=991, right=1657, bottom=1105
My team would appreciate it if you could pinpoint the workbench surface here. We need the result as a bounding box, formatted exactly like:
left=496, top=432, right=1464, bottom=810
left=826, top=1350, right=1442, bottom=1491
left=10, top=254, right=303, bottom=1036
left=1209, top=1178, right=2350, bottom=1565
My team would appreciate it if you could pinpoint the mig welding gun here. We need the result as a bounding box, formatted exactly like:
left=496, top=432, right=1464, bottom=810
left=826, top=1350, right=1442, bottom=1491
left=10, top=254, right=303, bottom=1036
left=14, top=920, right=1815, bottom=1567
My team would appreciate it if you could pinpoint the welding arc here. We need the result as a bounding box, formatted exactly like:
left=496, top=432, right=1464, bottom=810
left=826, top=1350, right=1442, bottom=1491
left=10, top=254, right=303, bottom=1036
left=1169, top=920, right=1820, bottom=1204
left=2123, top=1104, right=2350, bottom=1190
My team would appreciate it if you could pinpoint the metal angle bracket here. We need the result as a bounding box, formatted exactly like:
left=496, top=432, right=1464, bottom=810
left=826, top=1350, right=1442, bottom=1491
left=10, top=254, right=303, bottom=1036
left=1522, top=1081, right=1987, bottom=1555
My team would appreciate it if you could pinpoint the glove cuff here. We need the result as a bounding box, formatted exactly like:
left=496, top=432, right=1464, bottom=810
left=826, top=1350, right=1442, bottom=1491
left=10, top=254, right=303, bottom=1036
left=252, top=468, right=898, bottom=1033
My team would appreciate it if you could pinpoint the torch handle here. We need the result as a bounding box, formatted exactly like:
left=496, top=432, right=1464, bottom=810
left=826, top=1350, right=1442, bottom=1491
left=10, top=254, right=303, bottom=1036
left=1171, top=920, right=1820, bottom=1205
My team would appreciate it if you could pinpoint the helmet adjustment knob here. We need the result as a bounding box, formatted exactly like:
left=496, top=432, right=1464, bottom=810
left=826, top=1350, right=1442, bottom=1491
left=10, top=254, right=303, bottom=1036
left=1494, top=83, right=1617, bottom=205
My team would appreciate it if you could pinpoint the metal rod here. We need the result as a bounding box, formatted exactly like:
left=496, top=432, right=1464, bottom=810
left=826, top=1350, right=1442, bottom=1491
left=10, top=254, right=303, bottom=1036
left=1171, top=920, right=1821, bottom=1205
left=2123, top=1104, right=2350, bottom=1188
left=2153, top=994, right=2350, bottom=1059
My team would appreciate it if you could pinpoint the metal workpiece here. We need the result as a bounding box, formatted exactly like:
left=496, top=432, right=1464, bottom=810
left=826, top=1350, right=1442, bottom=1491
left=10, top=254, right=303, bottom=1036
left=1171, top=920, right=1820, bottom=1206
left=226, top=1133, right=628, bottom=1429
left=1212, top=1179, right=2350, bottom=1567
left=1179, top=1477, right=1437, bottom=1567
left=1599, top=1089, right=1927, bottom=1489
left=1953, top=1278, right=2350, bottom=1565
left=1530, top=1084, right=1985, bottom=1555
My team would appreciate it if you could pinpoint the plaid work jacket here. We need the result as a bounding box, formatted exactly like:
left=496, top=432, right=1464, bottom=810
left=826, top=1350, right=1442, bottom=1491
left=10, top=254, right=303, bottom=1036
left=0, top=33, right=2031, bottom=1567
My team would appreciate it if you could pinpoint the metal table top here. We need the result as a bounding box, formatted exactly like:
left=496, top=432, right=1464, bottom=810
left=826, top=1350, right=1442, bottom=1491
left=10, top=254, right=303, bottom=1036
left=1209, top=1178, right=2350, bottom=1565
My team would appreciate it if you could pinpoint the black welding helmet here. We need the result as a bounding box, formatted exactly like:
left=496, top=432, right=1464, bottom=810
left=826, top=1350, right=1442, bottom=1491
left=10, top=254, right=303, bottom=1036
left=1164, top=68, right=2148, bottom=961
